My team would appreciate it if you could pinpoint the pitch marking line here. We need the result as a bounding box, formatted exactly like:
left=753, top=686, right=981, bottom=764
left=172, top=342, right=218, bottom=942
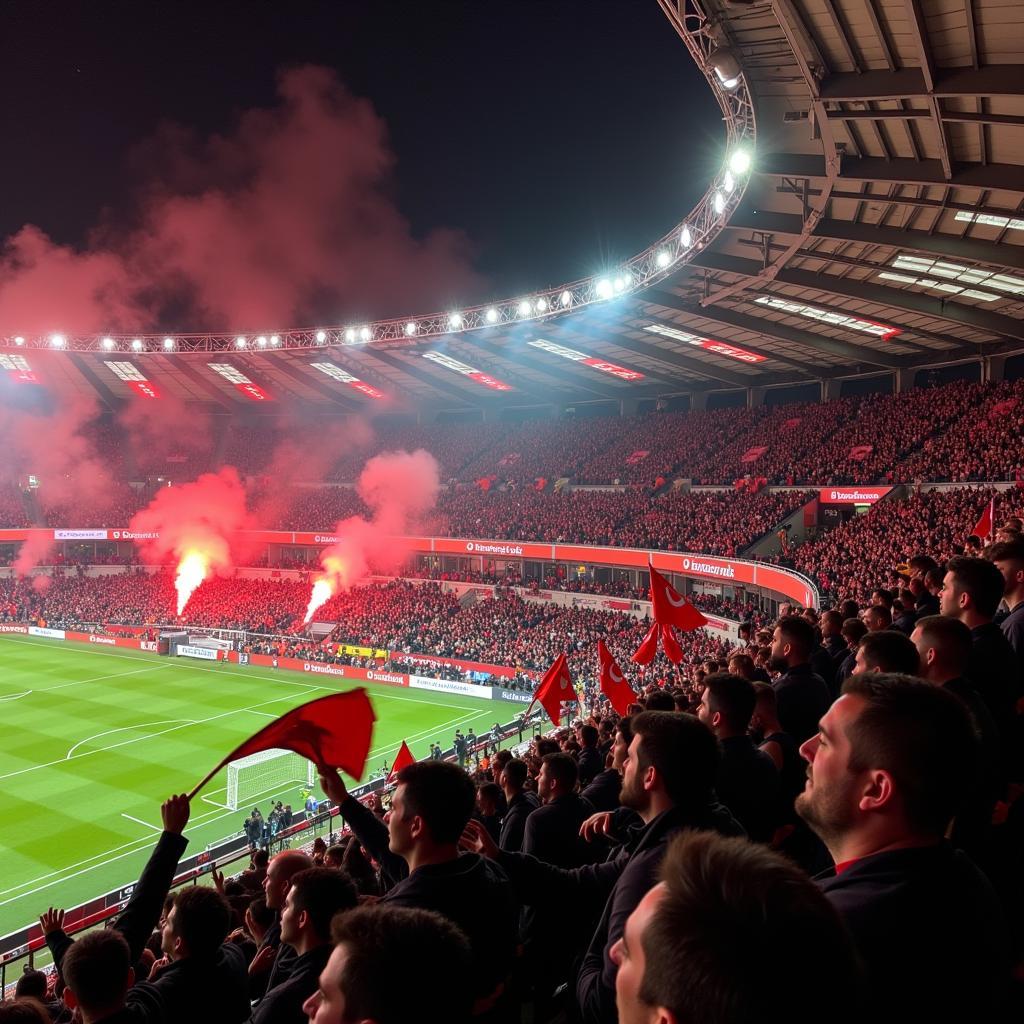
left=41, top=664, right=171, bottom=694
left=66, top=721, right=197, bottom=760
left=0, top=705, right=494, bottom=905
left=0, top=691, right=31, bottom=702
left=120, top=813, right=163, bottom=834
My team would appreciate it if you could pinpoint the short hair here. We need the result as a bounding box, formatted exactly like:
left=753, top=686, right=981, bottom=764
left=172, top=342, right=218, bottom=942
left=841, top=674, right=978, bottom=837
left=864, top=604, right=892, bottom=628
left=324, top=844, right=346, bottom=868
left=631, top=711, right=719, bottom=807
left=501, top=757, right=529, bottom=789
left=330, top=905, right=472, bottom=1024
left=946, top=556, right=1005, bottom=618
left=857, top=631, right=920, bottom=675
left=841, top=617, right=868, bottom=643
left=477, top=781, right=502, bottom=807
left=988, top=539, right=1024, bottom=566
left=541, top=752, right=578, bottom=790
left=62, top=930, right=132, bottom=1015
left=251, top=848, right=269, bottom=868
left=702, top=673, right=756, bottom=732
left=908, top=554, right=939, bottom=576
left=172, top=886, right=232, bottom=960
left=871, top=588, right=893, bottom=607
left=246, top=896, right=274, bottom=931
left=492, top=748, right=513, bottom=772
left=775, top=615, right=816, bottom=656
left=839, top=599, right=860, bottom=621
left=0, top=1000, right=51, bottom=1024
left=288, top=868, right=358, bottom=942
left=924, top=567, right=944, bottom=590
left=644, top=689, right=676, bottom=711
left=395, top=761, right=476, bottom=844
left=637, top=831, right=862, bottom=1024
left=14, top=971, right=47, bottom=1001
left=752, top=680, right=776, bottom=710
left=615, top=714, right=635, bottom=746
left=579, top=724, right=598, bottom=747
left=820, top=609, right=843, bottom=630
left=914, top=615, right=971, bottom=676
left=727, top=653, right=755, bottom=680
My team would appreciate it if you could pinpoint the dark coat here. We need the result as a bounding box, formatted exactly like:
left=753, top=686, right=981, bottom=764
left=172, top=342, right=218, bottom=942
left=773, top=663, right=831, bottom=744
left=818, top=844, right=1010, bottom=1023
left=249, top=945, right=331, bottom=1024
left=576, top=746, right=603, bottom=788
left=499, top=790, right=540, bottom=852
left=581, top=768, right=622, bottom=812
left=715, top=735, right=779, bottom=842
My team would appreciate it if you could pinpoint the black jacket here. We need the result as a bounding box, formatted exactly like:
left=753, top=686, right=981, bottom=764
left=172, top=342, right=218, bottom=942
left=147, top=945, right=250, bottom=1024
left=576, top=747, right=603, bottom=788
left=499, top=789, right=540, bottom=852
left=340, top=793, right=518, bottom=1000
left=581, top=768, right=621, bottom=812
left=968, top=622, right=1018, bottom=743
left=818, top=844, right=1010, bottom=1023
left=249, top=945, right=330, bottom=1024
left=497, top=801, right=745, bottom=1024
left=773, top=663, right=831, bottom=744
left=715, top=735, right=779, bottom=842
left=522, top=792, right=596, bottom=868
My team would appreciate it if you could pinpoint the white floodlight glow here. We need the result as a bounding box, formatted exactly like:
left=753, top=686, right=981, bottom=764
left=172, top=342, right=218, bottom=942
left=536, top=297, right=548, bottom=312
left=485, top=307, right=499, bottom=323
left=257, top=335, right=268, bottom=347
left=448, top=312, right=463, bottom=329
left=713, top=192, right=725, bottom=215
left=359, top=326, right=371, bottom=342
left=51, top=334, right=65, bottom=348
left=729, top=149, right=751, bottom=175
left=270, top=335, right=280, bottom=346
left=681, top=225, right=692, bottom=248
left=721, top=76, right=739, bottom=89
left=595, top=278, right=613, bottom=299
left=102, top=337, right=115, bottom=350
left=723, top=170, right=735, bottom=194
left=405, top=321, right=418, bottom=336
left=345, top=328, right=356, bottom=343
left=560, top=290, right=572, bottom=306
left=656, top=250, right=671, bottom=268
left=518, top=300, right=532, bottom=317
left=163, top=337, right=174, bottom=350
left=613, top=276, right=625, bottom=293
left=235, top=336, right=247, bottom=348
left=315, top=330, right=327, bottom=343
left=954, top=210, right=1024, bottom=232
left=131, top=338, right=143, bottom=351
left=14, top=336, right=25, bottom=346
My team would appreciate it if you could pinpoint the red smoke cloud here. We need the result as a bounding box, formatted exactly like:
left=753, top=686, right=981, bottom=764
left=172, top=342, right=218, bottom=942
left=128, top=468, right=253, bottom=591
left=308, top=449, right=440, bottom=617
left=0, top=67, right=483, bottom=333
left=118, top=392, right=214, bottom=474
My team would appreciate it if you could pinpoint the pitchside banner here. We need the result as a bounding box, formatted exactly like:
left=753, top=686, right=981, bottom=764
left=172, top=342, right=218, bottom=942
left=818, top=486, right=891, bottom=505
left=409, top=676, right=494, bottom=700
left=177, top=645, right=220, bottom=661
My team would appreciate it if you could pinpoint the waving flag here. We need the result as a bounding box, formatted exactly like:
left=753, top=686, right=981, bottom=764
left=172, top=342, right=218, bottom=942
left=649, top=564, right=708, bottom=632
left=597, top=640, right=638, bottom=715
left=527, top=653, right=578, bottom=727
left=970, top=496, right=995, bottom=543
left=188, top=689, right=377, bottom=798
left=632, top=623, right=660, bottom=666
left=388, top=739, right=416, bottom=780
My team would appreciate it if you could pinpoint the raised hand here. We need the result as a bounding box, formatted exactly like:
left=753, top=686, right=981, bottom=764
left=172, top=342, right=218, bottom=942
left=460, top=819, right=499, bottom=859
left=579, top=811, right=614, bottom=842
left=161, top=794, right=191, bottom=835
left=39, top=907, right=66, bottom=935
left=317, top=766, right=348, bottom=805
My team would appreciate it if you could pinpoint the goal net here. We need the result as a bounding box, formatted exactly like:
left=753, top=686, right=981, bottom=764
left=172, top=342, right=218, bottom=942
left=225, top=748, right=316, bottom=811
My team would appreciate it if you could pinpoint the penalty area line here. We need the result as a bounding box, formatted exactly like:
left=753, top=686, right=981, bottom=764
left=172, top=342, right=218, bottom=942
left=121, top=813, right=163, bottom=833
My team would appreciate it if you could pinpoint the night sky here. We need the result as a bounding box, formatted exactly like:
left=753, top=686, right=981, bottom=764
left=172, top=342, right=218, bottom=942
left=0, top=0, right=722, bottom=326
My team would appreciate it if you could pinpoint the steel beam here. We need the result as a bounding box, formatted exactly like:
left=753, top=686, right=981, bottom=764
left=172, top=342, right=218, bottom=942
left=819, top=65, right=1024, bottom=101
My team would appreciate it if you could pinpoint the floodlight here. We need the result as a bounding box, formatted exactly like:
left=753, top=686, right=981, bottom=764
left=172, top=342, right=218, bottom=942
left=257, top=336, right=267, bottom=347
left=405, top=321, right=418, bottom=336
left=710, top=47, right=741, bottom=88
left=132, top=339, right=143, bottom=351
left=359, top=327, right=371, bottom=342
left=51, top=334, right=65, bottom=348
left=595, top=279, right=612, bottom=299
left=316, top=330, right=327, bottom=343
left=485, top=307, right=499, bottom=323
left=163, top=337, right=174, bottom=350
left=713, top=192, right=725, bottom=215
left=102, top=337, right=114, bottom=350
left=345, top=329, right=356, bottom=343
left=656, top=250, right=671, bottom=268
left=729, top=149, right=751, bottom=175
left=270, top=335, right=280, bottom=346
left=236, top=336, right=247, bottom=347
left=560, top=290, right=572, bottom=306
left=536, top=297, right=548, bottom=312
left=518, top=300, right=532, bottom=317
left=681, top=225, right=692, bottom=248
left=449, top=313, right=463, bottom=329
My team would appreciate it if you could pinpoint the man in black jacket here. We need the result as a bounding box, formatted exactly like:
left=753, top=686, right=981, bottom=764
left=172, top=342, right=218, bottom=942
left=581, top=716, right=631, bottom=813
left=462, top=711, right=744, bottom=1024
left=249, top=868, right=357, bottom=1024
left=319, top=760, right=517, bottom=1009
left=498, top=758, right=539, bottom=851
left=770, top=615, right=832, bottom=744
left=575, top=724, right=603, bottom=787
left=796, top=673, right=1011, bottom=1022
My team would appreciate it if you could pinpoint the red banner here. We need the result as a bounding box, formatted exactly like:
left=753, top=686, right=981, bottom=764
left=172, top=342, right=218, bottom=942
left=848, top=445, right=873, bottom=461
left=818, top=486, right=890, bottom=505
left=625, top=450, right=649, bottom=465
left=740, top=446, right=768, bottom=464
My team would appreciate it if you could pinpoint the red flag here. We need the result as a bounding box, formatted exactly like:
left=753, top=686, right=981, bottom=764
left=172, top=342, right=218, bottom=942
left=631, top=622, right=660, bottom=665
left=660, top=625, right=684, bottom=664
left=388, top=739, right=416, bottom=780
left=528, top=653, right=577, bottom=726
left=598, top=640, right=638, bottom=715
left=970, top=497, right=995, bottom=542
left=649, top=564, right=708, bottom=632
left=188, top=689, right=377, bottom=798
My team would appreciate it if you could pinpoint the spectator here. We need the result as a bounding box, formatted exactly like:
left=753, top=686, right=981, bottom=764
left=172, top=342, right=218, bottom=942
left=610, top=831, right=863, bottom=1024
left=581, top=716, right=629, bottom=812
left=575, top=724, right=602, bottom=787
left=796, top=674, right=1010, bottom=1021
left=498, top=758, right=540, bottom=853
left=863, top=604, right=892, bottom=632
left=990, top=539, right=1024, bottom=664
left=302, top=905, right=472, bottom=1024
left=697, top=673, right=779, bottom=842
left=249, top=868, right=357, bottom=1024
left=770, top=616, right=832, bottom=744
left=853, top=630, right=921, bottom=675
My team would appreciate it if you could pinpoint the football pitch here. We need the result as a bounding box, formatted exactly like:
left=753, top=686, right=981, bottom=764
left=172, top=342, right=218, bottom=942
left=0, top=634, right=502, bottom=940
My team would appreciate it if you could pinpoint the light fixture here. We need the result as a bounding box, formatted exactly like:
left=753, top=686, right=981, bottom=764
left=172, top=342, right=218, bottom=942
left=560, top=290, right=572, bottom=306
left=723, top=170, right=735, bottom=194
left=536, top=297, right=548, bottom=312
left=729, top=149, right=751, bottom=175
left=681, top=225, right=692, bottom=248
left=14, top=336, right=24, bottom=346
left=359, top=326, right=371, bottom=342
left=257, top=336, right=268, bottom=347
left=163, top=337, right=174, bottom=350
left=485, top=307, right=499, bottom=323
left=270, top=335, right=280, bottom=346
left=595, top=279, right=612, bottom=299
left=710, top=47, right=741, bottom=89
left=102, top=337, right=114, bottom=350
left=345, top=329, right=356, bottom=343
left=236, top=336, right=246, bottom=347
left=713, top=192, right=725, bottom=215
left=51, top=334, right=65, bottom=348
left=448, top=313, right=463, bottom=329
left=315, top=330, right=327, bottom=343
left=405, top=321, right=418, bottom=336
left=518, top=300, right=532, bottom=317
left=656, top=250, right=671, bottom=268
left=132, top=339, right=143, bottom=351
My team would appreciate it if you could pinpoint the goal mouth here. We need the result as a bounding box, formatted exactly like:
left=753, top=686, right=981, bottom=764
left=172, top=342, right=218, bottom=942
left=225, top=748, right=316, bottom=812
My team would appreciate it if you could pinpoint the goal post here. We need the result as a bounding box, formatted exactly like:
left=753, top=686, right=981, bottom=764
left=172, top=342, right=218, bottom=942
left=225, top=748, right=316, bottom=811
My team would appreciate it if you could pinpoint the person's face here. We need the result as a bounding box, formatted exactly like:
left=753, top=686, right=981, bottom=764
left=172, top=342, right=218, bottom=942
left=537, top=762, right=554, bottom=803
left=263, top=857, right=289, bottom=910
left=161, top=904, right=180, bottom=959
left=770, top=626, right=787, bottom=664
left=611, top=730, right=630, bottom=772
left=619, top=734, right=650, bottom=812
left=993, top=558, right=1024, bottom=598
left=696, top=688, right=714, bottom=728
left=279, top=886, right=303, bottom=947
left=303, top=943, right=349, bottom=1024
left=387, top=784, right=416, bottom=856
left=795, top=695, right=866, bottom=846
left=853, top=645, right=870, bottom=674
left=939, top=571, right=963, bottom=618
left=910, top=626, right=932, bottom=677
left=610, top=883, right=666, bottom=1024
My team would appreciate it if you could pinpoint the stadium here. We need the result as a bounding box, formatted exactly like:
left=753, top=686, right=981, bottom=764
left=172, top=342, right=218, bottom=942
left=1, top=0, right=1023, bottom=1020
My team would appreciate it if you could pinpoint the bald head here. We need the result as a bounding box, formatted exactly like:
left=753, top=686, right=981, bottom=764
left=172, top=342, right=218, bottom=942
left=263, top=849, right=314, bottom=910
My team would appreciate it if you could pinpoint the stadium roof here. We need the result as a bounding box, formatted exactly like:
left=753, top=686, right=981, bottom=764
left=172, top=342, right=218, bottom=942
left=5, top=0, right=1024, bottom=413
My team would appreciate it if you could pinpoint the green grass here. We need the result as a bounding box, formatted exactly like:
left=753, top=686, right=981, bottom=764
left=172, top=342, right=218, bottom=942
left=0, top=635, right=501, bottom=940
